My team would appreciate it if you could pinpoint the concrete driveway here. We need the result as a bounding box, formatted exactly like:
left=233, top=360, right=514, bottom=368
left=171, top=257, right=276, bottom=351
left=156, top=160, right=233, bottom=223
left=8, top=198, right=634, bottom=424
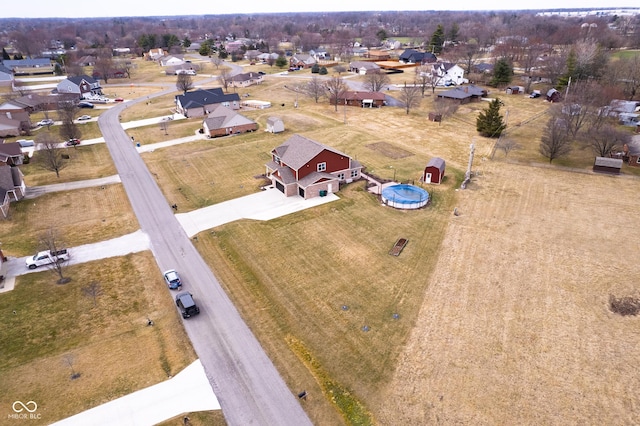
left=176, top=187, right=339, bottom=237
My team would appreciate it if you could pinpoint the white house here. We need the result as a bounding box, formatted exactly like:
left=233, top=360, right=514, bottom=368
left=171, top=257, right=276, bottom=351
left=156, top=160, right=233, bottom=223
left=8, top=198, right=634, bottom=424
left=160, top=56, right=185, bottom=67
left=429, top=62, right=468, bottom=86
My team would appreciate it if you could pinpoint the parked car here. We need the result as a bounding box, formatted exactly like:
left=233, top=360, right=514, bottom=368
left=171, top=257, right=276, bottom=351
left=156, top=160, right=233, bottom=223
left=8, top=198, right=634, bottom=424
left=163, top=269, right=182, bottom=289
left=65, top=138, right=81, bottom=146
left=26, top=249, right=70, bottom=269
left=78, top=115, right=92, bottom=121
left=16, top=139, right=35, bottom=147
left=258, top=71, right=266, bottom=75
left=78, top=102, right=94, bottom=108
left=175, top=292, right=200, bottom=318
left=37, top=119, right=54, bottom=126
left=114, top=97, right=124, bottom=102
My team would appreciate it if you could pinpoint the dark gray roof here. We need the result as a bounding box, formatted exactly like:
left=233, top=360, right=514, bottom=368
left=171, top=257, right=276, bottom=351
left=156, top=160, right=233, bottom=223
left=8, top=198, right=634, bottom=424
left=176, top=88, right=240, bottom=109
left=2, top=58, right=51, bottom=69
left=67, top=74, right=99, bottom=85
left=230, top=72, right=262, bottom=82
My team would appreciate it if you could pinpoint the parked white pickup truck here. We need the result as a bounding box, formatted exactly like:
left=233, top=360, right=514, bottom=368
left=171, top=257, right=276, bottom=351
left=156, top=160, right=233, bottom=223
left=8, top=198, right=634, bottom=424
left=26, top=249, right=70, bottom=269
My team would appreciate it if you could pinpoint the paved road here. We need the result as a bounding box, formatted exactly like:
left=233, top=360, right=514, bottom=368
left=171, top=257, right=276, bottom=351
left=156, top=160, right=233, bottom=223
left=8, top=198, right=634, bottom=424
left=98, top=92, right=312, bottom=425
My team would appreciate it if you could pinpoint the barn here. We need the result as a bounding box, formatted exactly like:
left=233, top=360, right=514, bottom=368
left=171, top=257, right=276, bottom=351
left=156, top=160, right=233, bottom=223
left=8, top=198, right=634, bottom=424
left=423, top=157, right=446, bottom=184
left=593, top=157, right=622, bottom=174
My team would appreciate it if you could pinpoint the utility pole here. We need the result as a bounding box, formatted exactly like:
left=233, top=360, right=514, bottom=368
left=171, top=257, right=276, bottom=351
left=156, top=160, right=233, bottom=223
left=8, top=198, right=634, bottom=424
left=461, top=143, right=475, bottom=189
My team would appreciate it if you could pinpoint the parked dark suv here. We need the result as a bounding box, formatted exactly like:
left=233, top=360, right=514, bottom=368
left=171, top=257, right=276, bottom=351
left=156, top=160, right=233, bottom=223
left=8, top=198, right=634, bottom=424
left=175, top=292, right=200, bottom=318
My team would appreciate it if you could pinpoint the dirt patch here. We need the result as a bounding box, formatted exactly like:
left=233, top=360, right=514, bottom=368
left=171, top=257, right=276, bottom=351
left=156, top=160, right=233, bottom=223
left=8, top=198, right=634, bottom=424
left=375, top=161, right=640, bottom=425
left=366, top=142, right=414, bottom=159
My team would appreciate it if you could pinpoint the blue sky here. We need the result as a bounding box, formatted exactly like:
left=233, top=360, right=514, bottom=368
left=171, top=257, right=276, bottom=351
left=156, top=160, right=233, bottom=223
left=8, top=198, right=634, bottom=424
left=3, top=0, right=639, bottom=18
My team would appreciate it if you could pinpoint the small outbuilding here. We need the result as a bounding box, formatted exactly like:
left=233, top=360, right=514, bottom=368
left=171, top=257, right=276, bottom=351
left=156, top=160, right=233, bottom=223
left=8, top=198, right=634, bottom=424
left=506, top=86, right=525, bottom=94
left=266, top=117, right=285, bottom=133
left=423, top=157, right=445, bottom=184
left=593, top=157, right=622, bottom=175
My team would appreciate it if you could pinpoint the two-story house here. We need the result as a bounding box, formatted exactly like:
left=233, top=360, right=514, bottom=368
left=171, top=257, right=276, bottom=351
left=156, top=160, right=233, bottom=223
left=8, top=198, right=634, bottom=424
left=56, top=75, right=103, bottom=100
left=265, top=134, right=362, bottom=199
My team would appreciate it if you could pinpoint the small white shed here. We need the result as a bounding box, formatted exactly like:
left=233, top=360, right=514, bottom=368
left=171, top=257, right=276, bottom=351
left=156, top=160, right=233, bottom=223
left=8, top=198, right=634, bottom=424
left=266, top=117, right=285, bottom=133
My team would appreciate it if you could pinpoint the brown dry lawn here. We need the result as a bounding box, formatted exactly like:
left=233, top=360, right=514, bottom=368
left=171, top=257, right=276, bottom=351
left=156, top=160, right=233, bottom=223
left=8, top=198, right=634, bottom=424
left=0, top=252, right=197, bottom=425
left=376, top=161, right=640, bottom=425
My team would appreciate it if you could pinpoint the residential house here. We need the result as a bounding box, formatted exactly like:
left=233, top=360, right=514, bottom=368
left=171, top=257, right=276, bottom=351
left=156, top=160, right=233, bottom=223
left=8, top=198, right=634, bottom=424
left=160, top=56, right=185, bottom=67
left=202, top=105, right=257, bottom=138
left=621, top=138, right=640, bottom=166
left=265, top=134, right=363, bottom=199
left=229, top=72, right=264, bottom=88
left=266, top=117, right=284, bottom=133
left=0, top=142, right=26, bottom=218
left=0, top=113, right=23, bottom=137
left=473, top=63, right=494, bottom=74
left=398, top=49, right=437, bottom=65
left=289, top=54, right=316, bottom=69
left=77, top=55, right=97, bottom=67
left=225, top=40, right=245, bottom=53
left=0, top=64, right=13, bottom=87
left=146, top=48, right=167, bottom=61
left=331, top=91, right=386, bottom=108
left=56, top=75, right=103, bottom=100
left=257, top=52, right=279, bottom=63
left=348, top=61, right=381, bottom=75
left=436, top=85, right=487, bottom=103
left=604, top=100, right=640, bottom=118
left=430, top=62, right=467, bottom=86
left=1, top=58, right=54, bottom=75
left=366, top=50, right=391, bottom=61
left=175, top=88, right=241, bottom=118
left=309, top=49, right=329, bottom=60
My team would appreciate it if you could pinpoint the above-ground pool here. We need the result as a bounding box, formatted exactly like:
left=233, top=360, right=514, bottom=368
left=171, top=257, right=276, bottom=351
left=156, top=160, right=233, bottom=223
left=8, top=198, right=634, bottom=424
left=381, top=184, right=430, bottom=209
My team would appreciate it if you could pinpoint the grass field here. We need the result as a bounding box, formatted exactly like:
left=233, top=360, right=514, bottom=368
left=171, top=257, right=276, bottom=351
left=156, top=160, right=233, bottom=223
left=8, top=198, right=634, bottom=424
left=0, top=252, right=197, bottom=425
left=5, top=59, right=640, bottom=424
left=376, top=161, right=640, bottom=425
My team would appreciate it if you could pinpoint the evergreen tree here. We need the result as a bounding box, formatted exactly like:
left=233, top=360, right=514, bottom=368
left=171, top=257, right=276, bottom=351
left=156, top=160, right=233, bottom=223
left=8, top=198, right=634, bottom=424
left=311, top=63, right=320, bottom=73
left=489, top=58, right=513, bottom=87
left=429, top=25, right=445, bottom=54
left=319, top=66, right=328, bottom=75
left=447, top=23, right=460, bottom=43
left=2, top=48, right=10, bottom=60
left=476, top=98, right=506, bottom=138
left=275, top=55, right=288, bottom=68
left=557, top=49, right=577, bottom=89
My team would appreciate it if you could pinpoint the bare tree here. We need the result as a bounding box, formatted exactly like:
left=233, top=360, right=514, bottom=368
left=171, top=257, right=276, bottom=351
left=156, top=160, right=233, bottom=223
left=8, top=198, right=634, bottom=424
left=539, top=116, right=572, bottom=163
left=82, top=281, right=102, bottom=307
left=219, top=66, right=232, bottom=92
left=38, top=228, right=69, bottom=283
left=585, top=124, right=629, bottom=157
left=114, top=60, right=134, bottom=79
left=415, top=66, right=432, bottom=97
left=333, top=65, right=346, bottom=75
left=62, top=353, right=81, bottom=380
left=176, top=73, right=194, bottom=94
left=562, top=80, right=610, bottom=140
left=303, top=76, right=325, bottom=103
left=94, top=50, right=114, bottom=83
left=325, top=76, right=348, bottom=112
left=398, top=82, right=422, bottom=115
left=363, top=70, right=390, bottom=92
left=495, top=137, right=521, bottom=157
left=433, top=98, right=459, bottom=123
left=211, top=56, right=224, bottom=70
left=35, top=132, right=68, bottom=178
left=57, top=101, right=82, bottom=142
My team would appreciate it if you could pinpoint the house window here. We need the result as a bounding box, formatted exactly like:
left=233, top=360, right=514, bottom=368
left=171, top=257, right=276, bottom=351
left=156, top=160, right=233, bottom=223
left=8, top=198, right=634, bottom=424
left=351, top=170, right=359, bottom=178
left=274, top=155, right=281, bottom=164
left=636, top=157, right=640, bottom=164
left=337, top=173, right=345, bottom=180
left=317, top=162, right=326, bottom=172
